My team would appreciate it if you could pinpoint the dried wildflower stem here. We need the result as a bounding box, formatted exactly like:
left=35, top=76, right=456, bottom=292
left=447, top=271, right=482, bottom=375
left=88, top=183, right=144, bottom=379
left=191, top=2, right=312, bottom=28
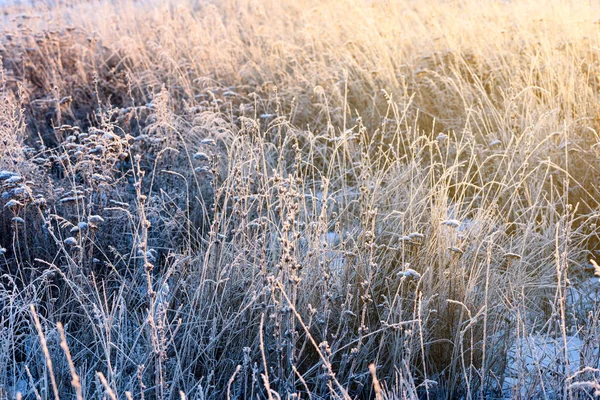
left=259, top=313, right=275, bottom=400
left=57, top=322, right=84, bottom=400
left=133, top=155, right=164, bottom=399
left=274, top=281, right=352, bottom=400
left=25, top=365, right=43, bottom=400
left=30, top=305, right=60, bottom=400
left=292, top=365, right=312, bottom=400
left=97, top=371, right=118, bottom=400
left=555, top=222, right=573, bottom=400
left=226, top=365, right=242, bottom=400
left=369, top=363, right=384, bottom=400
left=480, top=234, right=494, bottom=399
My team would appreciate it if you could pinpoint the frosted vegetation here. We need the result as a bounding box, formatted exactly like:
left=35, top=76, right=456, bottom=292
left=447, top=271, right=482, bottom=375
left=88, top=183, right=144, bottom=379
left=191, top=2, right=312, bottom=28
left=0, top=0, right=599, bottom=398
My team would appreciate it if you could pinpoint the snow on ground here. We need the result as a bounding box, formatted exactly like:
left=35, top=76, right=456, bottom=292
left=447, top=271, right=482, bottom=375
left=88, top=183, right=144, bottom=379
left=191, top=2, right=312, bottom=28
left=503, top=333, right=600, bottom=399
left=501, top=276, right=600, bottom=399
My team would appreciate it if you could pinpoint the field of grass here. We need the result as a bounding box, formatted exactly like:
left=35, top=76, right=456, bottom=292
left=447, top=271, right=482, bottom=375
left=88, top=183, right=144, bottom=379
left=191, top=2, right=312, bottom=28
left=1, top=0, right=600, bottom=398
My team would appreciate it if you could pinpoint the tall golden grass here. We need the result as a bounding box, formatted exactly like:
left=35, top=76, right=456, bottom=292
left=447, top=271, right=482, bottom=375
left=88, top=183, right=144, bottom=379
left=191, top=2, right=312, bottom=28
left=1, top=0, right=599, bottom=398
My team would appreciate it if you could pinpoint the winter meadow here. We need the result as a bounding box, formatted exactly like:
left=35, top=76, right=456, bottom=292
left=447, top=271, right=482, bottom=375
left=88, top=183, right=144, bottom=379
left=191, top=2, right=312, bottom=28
left=1, top=0, right=600, bottom=398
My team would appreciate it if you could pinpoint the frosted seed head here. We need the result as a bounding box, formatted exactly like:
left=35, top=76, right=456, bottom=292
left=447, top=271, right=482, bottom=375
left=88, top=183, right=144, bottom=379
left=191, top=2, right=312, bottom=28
left=441, top=219, right=461, bottom=228
left=64, top=237, right=77, bottom=246
left=193, top=152, right=210, bottom=162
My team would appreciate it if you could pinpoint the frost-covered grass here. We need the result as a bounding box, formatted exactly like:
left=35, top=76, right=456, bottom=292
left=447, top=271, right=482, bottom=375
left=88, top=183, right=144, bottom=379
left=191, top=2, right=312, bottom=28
left=1, top=0, right=600, bottom=398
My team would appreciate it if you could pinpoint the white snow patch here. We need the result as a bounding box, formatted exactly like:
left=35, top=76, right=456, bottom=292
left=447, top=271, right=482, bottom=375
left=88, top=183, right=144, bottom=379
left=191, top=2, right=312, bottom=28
left=503, top=334, right=600, bottom=398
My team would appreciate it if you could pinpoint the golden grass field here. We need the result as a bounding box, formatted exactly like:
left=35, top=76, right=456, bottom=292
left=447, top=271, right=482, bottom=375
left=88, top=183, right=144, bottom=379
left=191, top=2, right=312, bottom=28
left=1, top=0, right=600, bottom=398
